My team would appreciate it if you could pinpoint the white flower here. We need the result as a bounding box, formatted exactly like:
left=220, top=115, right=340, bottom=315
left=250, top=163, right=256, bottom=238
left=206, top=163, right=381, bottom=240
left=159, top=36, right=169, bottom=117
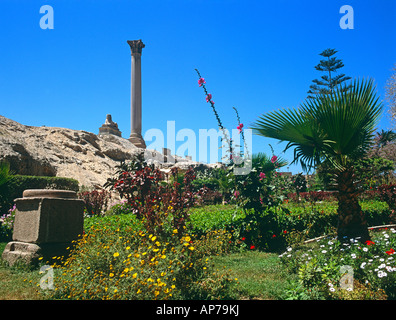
left=351, top=253, right=357, bottom=259
left=378, top=270, right=387, bottom=278
left=360, top=262, right=367, bottom=269
left=322, top=250, right=327, bottom=254
left=329, top=287, right=336, bottom=292
left=386, top=266, right=395, bottom=272
left=363, top=247, right=368, bottom=252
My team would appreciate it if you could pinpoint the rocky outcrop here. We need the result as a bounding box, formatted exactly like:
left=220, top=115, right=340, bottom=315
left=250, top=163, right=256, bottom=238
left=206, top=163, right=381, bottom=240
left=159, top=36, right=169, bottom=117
left=0, top=116, right=219, bottom=189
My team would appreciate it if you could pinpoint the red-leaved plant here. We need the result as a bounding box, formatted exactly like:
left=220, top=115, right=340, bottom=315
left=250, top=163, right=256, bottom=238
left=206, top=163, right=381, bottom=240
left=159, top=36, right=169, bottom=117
left=107, top=154, right=197, bottom=237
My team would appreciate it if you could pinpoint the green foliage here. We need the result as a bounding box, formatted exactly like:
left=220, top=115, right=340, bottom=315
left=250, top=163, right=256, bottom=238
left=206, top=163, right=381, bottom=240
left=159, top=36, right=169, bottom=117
left=253, top=79, right=383, bottom=172
left=307, top=48, right=351, bottom=99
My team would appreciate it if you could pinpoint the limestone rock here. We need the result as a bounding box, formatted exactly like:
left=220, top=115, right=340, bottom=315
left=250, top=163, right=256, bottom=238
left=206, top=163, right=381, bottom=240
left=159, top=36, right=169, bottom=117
left=0, top=115, right=220, bottom=188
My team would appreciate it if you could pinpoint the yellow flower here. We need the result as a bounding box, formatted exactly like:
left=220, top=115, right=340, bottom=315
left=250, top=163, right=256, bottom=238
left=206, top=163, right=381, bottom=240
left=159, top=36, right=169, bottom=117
left=126, top=246, right=131, bottom=250
left=154, top=290, right=160, bottom=297
left=113, top=252, right=119, bottom=258
left=184, top=236, right=191, bottom=242
left=109, top=273, right=114, bottom=277
left=188, top=246, right=194, bottom=251
left=124, top=268, right=129, bottom=273
left=137, top=289, right=141, bottom=294
left=151, top=236, right=157, bottom=241
left=172, top=229, right=178, bottom=234
left=132, top=273, right=137, bottom=279
left=114, top=289, right=118, bottom=293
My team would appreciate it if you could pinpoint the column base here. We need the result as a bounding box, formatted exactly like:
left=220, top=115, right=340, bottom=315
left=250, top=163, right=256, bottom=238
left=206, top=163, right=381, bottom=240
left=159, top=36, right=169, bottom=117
left=2, top=241, right=73, bottom=267
left=128, top=133, right=146, bottom=149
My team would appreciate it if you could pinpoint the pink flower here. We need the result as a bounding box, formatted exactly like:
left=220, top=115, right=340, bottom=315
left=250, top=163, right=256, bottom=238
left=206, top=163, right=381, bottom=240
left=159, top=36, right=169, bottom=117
left=206, top=93, right=212, bottom=102
left=237, top=123, right=244, bottom=133
left=198, top=78, right=206, bottom=87
left=271, top=155, right=277, bottom=163
left=234, top=191, right=240, bottom=198
left=259, top=172, right=266, bottom=180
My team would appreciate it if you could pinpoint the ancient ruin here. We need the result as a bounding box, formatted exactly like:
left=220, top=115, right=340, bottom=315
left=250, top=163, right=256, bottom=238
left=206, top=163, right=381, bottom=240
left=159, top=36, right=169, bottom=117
left=2, top=189, right=84, bottom=266
left=127, top=39, right=146, bottom=149
left=98, top=114, right=122, bottom=137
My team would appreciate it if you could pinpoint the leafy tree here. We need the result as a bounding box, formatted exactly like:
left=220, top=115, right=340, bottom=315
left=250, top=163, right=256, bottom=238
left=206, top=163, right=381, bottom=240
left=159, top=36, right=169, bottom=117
left=252, top=79, right=383, bottom=242
left=375, top=129, right=396, bottom=149
left=307, top=48, right=351, bottom=99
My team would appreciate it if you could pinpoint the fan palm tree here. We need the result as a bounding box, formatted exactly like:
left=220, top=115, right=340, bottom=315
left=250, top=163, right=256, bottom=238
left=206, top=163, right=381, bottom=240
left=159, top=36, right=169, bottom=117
left=251, top=79, right=383, bottom=242
left=375, top=129, right=396, bottom=148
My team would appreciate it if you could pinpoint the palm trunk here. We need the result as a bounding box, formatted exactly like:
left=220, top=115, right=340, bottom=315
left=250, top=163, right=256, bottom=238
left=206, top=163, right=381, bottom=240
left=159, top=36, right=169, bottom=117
left=336, top=167, right=370, bottom=243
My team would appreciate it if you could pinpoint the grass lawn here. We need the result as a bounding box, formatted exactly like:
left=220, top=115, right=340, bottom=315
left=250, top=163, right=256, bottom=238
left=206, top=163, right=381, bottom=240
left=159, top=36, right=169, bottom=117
left=0, top=240, right=294, bottom=300
left=0, top=242, right=43, bottom=300
left=212, top=250, right=297, bottom=300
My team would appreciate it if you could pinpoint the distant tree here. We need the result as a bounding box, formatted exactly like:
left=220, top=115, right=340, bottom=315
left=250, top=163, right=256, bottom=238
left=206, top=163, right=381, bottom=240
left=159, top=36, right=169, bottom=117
left=307, top=48, right=351, bottom=99
left=375, top=129, right=396, bottom=149
left=386, top=64, right=396, bottom=127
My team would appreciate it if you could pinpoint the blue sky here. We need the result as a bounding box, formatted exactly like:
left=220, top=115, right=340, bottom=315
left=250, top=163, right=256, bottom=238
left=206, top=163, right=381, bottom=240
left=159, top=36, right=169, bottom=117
left=0, top=0, right=395, bottom=174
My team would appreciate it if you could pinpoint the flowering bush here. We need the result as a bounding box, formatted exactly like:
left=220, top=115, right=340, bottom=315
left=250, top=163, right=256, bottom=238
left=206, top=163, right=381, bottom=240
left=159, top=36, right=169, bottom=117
left=287, top=191, right=337, bottom=203
left=280, top=228, right=396, bottom=299
left=47, top=224, right=236, bottom=300
left=0, top=204, right=16, bottom=241
left=78, top=189, right=110, bottom=217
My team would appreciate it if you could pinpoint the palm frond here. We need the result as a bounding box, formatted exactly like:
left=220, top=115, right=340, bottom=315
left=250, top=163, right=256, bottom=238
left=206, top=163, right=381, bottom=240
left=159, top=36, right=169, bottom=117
left=251, top=78, right=383, bottom=173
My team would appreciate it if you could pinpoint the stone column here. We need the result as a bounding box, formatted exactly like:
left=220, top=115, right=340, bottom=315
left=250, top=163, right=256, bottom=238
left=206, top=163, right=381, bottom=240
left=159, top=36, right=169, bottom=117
left=127, top=39, right=146, bottom=149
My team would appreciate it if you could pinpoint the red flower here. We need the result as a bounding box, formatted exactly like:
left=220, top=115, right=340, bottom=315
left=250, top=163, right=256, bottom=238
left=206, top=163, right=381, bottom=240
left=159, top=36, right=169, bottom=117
left=237, top=123, right=244, bottom=133
left=386, top=248, right=395, bottom=255
left=250, top=245, right=255, bottom=250
left=283, top=230, right=287, bottom=234
left=198, top=77, right=206, bottom=87
left=272, top=234, right=276, bottom=238
left=241, top=237, right=246, bottom=241
left=271, top=155, right=278, bottom=163
left=206, top=93, right=212, bottom=102
left=365, top=240, right=375, bottom=246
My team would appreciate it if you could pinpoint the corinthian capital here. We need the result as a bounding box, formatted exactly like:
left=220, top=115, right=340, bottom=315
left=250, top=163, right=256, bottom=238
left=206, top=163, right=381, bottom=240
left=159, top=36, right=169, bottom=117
left=127, top=39, right=145, bottom=55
